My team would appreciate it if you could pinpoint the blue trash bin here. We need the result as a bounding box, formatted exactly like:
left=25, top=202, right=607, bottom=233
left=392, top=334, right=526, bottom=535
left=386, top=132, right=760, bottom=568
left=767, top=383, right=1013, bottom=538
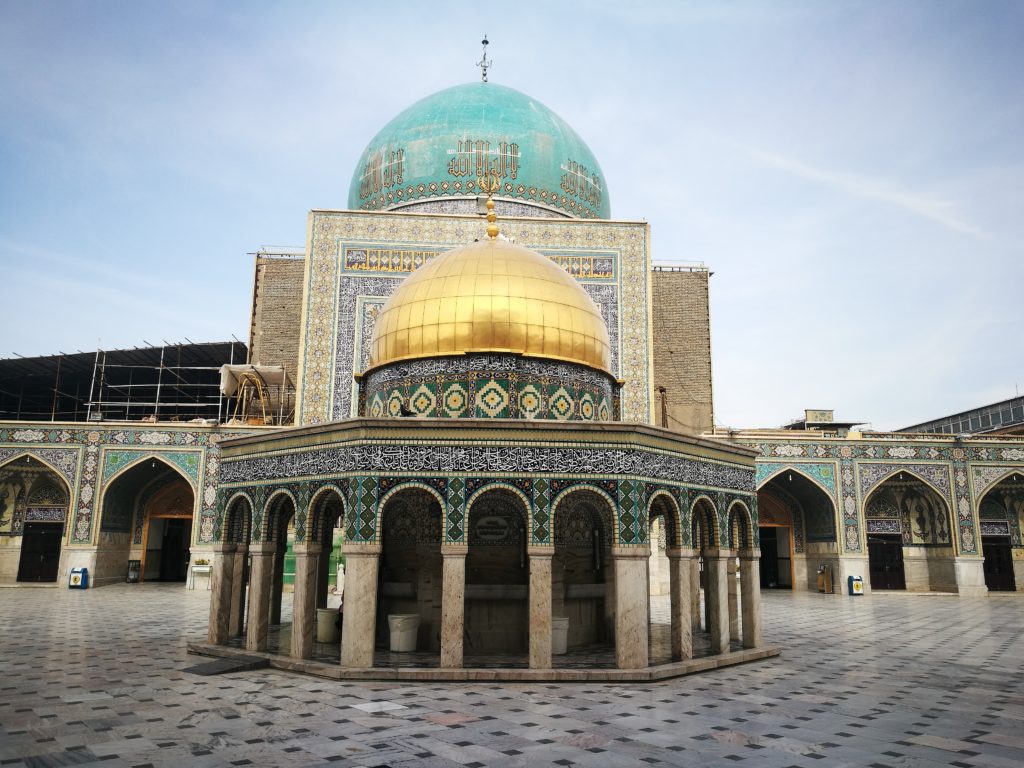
left=847, top=575, right=863, bottom=596
left=69, top=567, right=89, bottom=589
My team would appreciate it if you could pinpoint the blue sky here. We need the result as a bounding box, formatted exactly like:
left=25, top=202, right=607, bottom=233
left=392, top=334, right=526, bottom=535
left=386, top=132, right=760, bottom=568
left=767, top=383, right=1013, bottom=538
left=1, top=1, right=1021, bottom=430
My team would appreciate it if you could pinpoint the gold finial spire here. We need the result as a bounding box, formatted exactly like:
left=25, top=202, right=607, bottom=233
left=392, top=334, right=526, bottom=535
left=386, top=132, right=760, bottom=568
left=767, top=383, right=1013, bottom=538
left=480, top=170, right=501, bottom=239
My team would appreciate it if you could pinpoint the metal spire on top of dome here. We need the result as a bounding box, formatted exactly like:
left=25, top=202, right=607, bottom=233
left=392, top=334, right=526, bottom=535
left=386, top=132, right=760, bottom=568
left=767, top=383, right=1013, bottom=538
left=476, top=34, right=492, bottom=82
left=480, top=170, right=501, bottom=238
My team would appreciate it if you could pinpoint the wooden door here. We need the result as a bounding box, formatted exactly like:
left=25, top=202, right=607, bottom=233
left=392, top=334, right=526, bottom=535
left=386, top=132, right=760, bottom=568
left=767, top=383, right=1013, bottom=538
left=17, top=523, right=64, bottom=582
left=868, top=535, right=906, bottom=590
left=982, top=537, right=1015, bottom=592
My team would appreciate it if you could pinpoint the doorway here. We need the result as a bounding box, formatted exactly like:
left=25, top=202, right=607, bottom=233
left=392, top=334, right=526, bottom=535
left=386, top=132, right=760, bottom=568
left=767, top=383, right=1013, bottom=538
left=758, top=526, right=793, bottom=589
left=144, top=517, right=192, bottom=581
left=868, top=535, right=906, bottom=590
left=982, top=536, right=1015, bottom=592
left=17, top=522, right=64, bottom=582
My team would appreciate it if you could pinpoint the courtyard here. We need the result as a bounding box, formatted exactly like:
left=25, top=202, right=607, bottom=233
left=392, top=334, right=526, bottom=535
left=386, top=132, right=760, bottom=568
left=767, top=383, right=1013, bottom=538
left=1, top=586, right=1022, bottom=767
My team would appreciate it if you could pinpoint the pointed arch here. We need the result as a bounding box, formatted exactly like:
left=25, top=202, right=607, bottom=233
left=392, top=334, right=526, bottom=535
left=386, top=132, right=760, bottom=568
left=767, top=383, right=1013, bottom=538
left=647, top=489, right=681, bottom=548
left=223, top=492, right=253, bottom=545
left=863, top=467, right=950, bottom=510
left=728, top=499, right=755, bottom=549
left=758, top=465, right=835, bottom=502
left=308, top=483, right=346, bottom=545
left=262, top=488, right=298, bottom=543
left=0, top=452, right=74, bottom=499
left=690, top=494, right=720, bottom=549
left=102, top=453, right=194, bottom=491
left=975, top=468, right=1024, bottom=512
left=552, top=484, right=618, bottom=543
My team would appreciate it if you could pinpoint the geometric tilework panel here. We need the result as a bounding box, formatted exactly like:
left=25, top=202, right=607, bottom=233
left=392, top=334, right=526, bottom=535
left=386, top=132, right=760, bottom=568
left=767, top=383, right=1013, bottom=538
left=756, top=461, right=836, bottom=496
left=361, top=354, right=617, bottom=421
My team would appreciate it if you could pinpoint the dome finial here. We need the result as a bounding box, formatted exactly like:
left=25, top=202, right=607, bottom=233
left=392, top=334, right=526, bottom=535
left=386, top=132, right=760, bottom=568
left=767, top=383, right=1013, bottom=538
left=476, top=34, right=492, bottom=82
left=480, top=170, right=501, bottom=239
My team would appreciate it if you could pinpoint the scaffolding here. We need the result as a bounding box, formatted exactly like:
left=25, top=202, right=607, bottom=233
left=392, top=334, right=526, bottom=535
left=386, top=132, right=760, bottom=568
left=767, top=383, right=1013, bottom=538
left=0, top=341, right=294, bottom=424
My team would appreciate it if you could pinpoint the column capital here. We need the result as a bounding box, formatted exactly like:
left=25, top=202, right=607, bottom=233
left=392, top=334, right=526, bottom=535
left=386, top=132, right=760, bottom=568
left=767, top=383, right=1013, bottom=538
left=440, top=543, right=469, bottom=557
left=215, top=542, right=238, bottom=554
left=248, top=542, right=277, bottom=556
left=610, top=545, right=652, bottom=559
left=527, top=545, right=555, bottom=559
left=292, top=542, right=321, bottom=556
left=738, top=547, right=760, bottom=560
left=342, top=542, right=382, bottom=557
left=666, top=546, right=696, bottom=559
left=704, top=547, right=737, bottom=559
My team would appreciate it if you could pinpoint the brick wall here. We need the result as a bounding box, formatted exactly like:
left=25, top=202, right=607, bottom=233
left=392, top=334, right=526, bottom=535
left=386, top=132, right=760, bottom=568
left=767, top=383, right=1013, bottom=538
left=249, top=256, right=305, bottom=381
left=650, top=268, right=714, bottom=434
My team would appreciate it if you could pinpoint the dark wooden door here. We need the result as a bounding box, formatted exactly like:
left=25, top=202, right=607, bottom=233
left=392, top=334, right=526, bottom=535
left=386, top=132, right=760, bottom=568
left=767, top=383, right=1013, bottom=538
left=759, top=527, right=780, bottom=588
left=158, top=518, right=191, bottom=582
left=17, top=523, right=64, bottom=582
left=868, top=535, right=906, bottom=590
left=982, top=537, right=1015, bottom=591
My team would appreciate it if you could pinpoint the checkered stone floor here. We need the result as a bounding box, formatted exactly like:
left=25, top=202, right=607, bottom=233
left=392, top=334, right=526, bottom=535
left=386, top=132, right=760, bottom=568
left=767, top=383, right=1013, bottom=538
left=1, top=584, right=1023, bottom=767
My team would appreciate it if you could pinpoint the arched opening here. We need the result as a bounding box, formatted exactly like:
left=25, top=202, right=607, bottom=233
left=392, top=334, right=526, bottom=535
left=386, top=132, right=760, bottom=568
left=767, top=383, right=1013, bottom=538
left=757, top=471, right=836, bottom=591
left=553, top=489, right=614, bottom=650
left=978, top=472, right=1024, bottom=592
left=690, top=497, right=718, bottom=635
left=646, top=493, right=680, bottom=661
left=266, top=493, right=296, bottom=632
left=465, top=488, right=528, bottom=655
left=308, top=488, right=345, bottom=611
left=223, top=495, right=251, bottom=639
left=98, top=458, right=194, bottom=587
left=2, top=456, right=71, bottom=584
left=376, top=487, right=442, bottom=655
left=865, top=473, right=954, bottom=591
left=729, top=502, right=761, bottom=649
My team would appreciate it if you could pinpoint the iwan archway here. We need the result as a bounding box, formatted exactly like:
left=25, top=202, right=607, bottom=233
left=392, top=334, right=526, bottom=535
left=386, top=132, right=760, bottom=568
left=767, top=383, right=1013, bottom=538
left=96, top=457, right=195, bottom=586
left=1, top=455, right=72, bottom=584
left=977, top=470, right=1024, bottom=592
left=864, top=471, right=954, bottom=592
left=756, top=469, right=838, bottom=591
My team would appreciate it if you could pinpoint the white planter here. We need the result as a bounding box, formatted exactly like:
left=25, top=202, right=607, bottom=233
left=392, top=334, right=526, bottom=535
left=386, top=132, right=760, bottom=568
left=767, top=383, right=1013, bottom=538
left=387, top=614, right=421, bottom=652
left=316, top=608, right=340, bottom=643
left=552, top=617, right=569, bottom=655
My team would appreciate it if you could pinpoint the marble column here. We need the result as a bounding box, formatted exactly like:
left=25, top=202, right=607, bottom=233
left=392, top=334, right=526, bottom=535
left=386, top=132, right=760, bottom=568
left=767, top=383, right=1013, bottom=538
left=207, top=544, right=235, bottom=645
left=727, top=554, right=740, bottom=642
left=666, top=547, right=694, bottom=660
left=528, top=547, right=553, bottom=669
left=340, top=543, right=381, bottom=668
left=704, top=548, right=731, bottom=655
left=738, top=547, right=762, bottom=649
left=440, top=544, right=468, bottom=669
left=290, top=543, right=319, bottom=660
left=245, top=544, right=276, bottom=652
left=612, top=546, right=650, bottom=669
left=228, top=545, right=247, bottom=637
left=270, top=545, right=286, bottom=625
left=690, top=557, right=702, bottom=632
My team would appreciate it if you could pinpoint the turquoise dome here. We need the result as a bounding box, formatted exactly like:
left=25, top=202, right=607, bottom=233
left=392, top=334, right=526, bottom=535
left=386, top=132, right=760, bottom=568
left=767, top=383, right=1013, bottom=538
left=348, top=83, right=610, bottom=219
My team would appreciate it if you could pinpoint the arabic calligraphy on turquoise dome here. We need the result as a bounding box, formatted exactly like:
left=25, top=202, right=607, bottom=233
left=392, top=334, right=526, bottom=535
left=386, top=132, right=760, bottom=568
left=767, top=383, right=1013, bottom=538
left=347, top=82, right=610, bottom=219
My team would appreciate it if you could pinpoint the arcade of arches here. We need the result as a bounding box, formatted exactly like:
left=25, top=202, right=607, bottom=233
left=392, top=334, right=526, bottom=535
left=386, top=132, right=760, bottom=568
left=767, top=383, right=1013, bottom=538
left=202, top=420, right=764, bottom=679
left=750, top=460, right=1024, bottom=596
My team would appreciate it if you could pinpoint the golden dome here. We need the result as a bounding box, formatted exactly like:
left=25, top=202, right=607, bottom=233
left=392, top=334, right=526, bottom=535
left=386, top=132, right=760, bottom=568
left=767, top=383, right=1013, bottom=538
left=368, top=238, right=612, bottom=372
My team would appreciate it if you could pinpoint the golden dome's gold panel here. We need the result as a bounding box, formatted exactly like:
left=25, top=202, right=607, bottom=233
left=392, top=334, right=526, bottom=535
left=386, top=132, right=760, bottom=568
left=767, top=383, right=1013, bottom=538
left=369, top=238, right=612, bottom=372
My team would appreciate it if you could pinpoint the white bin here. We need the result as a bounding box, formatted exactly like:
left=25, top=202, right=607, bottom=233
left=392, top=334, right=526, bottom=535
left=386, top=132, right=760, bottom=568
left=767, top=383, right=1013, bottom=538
left=388, top=614, right=421, bottom=652
left=317, top=608, right=340, bottom=643
left=552, top=617, right=569, bottom=655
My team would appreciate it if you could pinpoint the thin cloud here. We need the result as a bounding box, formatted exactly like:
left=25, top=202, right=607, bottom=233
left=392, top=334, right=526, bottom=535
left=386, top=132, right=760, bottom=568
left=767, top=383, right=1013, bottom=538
left=743, top=145, right=988, bottom=239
